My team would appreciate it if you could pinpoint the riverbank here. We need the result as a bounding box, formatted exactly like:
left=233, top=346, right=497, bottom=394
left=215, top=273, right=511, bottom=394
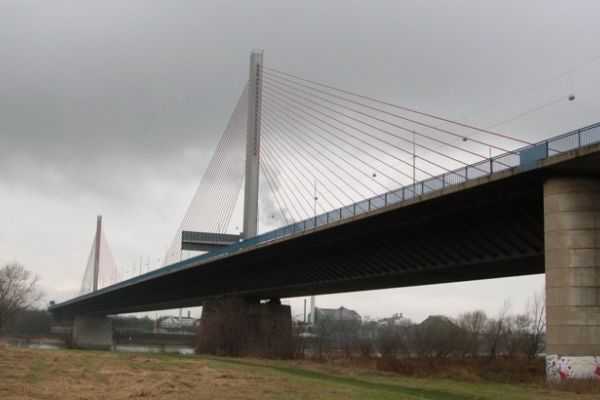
left=0, top=346, right=598, bottom=399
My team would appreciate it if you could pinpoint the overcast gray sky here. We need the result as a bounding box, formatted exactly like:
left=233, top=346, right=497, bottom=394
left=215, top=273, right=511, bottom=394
left=1, top=0, right=600, bottom=322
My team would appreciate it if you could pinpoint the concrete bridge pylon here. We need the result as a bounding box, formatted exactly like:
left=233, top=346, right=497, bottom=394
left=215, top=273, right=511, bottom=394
left=545, top=177, right=600, bottom=381
left=199, top=50, right=293, bottom=358
left=242, top=49, right=263, bottom=240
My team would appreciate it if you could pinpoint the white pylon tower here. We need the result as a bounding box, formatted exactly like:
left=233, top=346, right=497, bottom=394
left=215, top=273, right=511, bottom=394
left=92, top=215, right=102, bottom=292
left=79, top=215, right=119, bottom=295
left=242, top=50, right=264, bottom=239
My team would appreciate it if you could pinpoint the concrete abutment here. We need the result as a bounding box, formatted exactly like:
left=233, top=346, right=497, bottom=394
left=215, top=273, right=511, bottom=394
left=72, top=315, right=113, bottom=350
left=544, top=177, right=600, bottom=381
left=198, top=296, right=292, bottom=358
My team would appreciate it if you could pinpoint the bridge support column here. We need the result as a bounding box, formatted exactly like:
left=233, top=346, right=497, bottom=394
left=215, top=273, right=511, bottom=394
left=72, top=316, right=113, bottom=350
left=544, top=177, right=600, bottom=381
left=198, top=296, right=292, bottom=358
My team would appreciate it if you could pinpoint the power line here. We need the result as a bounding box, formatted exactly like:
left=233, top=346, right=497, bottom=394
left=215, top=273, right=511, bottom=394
left=263, top=86, right=451, bottom=177
left=263, top=99, right=403, bottom=190
left=259, top=162, right=291, bottom=225
left=264, top=67, right=530, bottom=145
left=263, top=75, right=507, bottom=162
left=262, top=107, right=379, bottom=201
left=261, top=135, right=336, bottom=213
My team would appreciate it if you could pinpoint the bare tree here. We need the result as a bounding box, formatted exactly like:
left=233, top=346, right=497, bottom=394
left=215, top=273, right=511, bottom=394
left=485, top=299, right=510, bottom=360
left=410, top=316, right=463, bottom=358
left=501, top=315, right=525, bottom=358
left=1, top=309, right=53, bottom=336
left=291, top=319, right=308, bottom=359
left=524, top=289, right=545, bottom=359
left=314, top=315, right=337, bottom=359
left=359, top=317, right=378, bottom=358
left=456, top=310, right=487, bottom=357
left=378, top=326, right=408, bottom=360
left=0, top=263, right=43, bottom=331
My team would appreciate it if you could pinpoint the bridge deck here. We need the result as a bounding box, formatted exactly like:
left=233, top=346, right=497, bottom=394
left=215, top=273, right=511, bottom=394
left=50, top=123, right=600, bottom=317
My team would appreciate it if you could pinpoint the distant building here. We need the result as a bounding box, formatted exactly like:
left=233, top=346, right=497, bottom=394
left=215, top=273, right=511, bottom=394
left=306, top=306, right=362, bottom=353
left=377, top=313, right=404, bottom=328
left=310, top=306, right=361, bottom=330
left=418, top=315, right=457, bottom=330
left=159, top=316, right=199, bottom=330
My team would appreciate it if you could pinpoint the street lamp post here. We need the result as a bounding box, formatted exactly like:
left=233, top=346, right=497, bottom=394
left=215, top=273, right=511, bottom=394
left=412, top=130, right=416, bottom=185
left=313, top=177, right=319, bottom=225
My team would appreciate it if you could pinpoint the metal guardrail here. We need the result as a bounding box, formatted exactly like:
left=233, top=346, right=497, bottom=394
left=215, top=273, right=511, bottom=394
left=55, top=122, right=600, bottom=306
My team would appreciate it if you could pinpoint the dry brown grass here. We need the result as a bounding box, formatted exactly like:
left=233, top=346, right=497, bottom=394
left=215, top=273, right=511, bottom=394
left=0, top=346, right=309, bottom=400
left=1, top=345, right=599, bottom=400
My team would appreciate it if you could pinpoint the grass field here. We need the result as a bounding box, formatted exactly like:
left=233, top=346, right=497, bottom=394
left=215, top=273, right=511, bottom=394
left=0, top=346, right=598, bottom=400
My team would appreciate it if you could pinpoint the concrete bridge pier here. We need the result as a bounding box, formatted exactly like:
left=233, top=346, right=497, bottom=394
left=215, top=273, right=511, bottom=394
left=198, top=296, right=292, bottom=358
left=72, top=315, right=113, bottom=350
left=544, top=177, right=600, bottom=381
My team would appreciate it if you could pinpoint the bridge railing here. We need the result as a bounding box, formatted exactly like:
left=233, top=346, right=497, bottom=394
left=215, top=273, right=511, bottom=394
left=58, top=121, right=600, bottom=303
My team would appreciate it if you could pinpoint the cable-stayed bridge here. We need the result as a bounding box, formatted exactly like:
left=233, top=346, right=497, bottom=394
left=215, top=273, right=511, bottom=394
left=49, top=51, right=600, bottom=380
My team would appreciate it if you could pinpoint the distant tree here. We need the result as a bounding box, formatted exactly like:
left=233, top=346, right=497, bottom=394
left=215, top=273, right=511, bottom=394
left=410, top=316, right=463, bottom=358
left=523, top=290, right=545, bottom=359
left=1, top=309, right=53, bottom=336
left=0, top=263, right=43, bottom=331
left=456, top=310, right=487, bottom=357
left=501, top=314, right=526, bottom=358
left=484, top=300, right=510, bottom=360
left=291, top=319, right=307, bottom=359
left=112, top=315, right=155, bottom=332
left=358, top=317, right=378, bottom=358
left=314, top=315, right=337, bottom=359
left=378, top=327, right=407, bottom=360
left=377, top=317, right=413, bottom=360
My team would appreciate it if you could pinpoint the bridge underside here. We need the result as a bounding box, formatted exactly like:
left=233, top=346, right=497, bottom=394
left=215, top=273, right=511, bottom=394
left=250, top=175, right=546, bottom=298
left=53, top=173, right=547, bottom=318
left=50, top=142, right=600, bottom=319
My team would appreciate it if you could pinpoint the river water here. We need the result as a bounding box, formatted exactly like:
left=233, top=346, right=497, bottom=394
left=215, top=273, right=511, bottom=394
left=3, top=337, right=195, bottom=355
